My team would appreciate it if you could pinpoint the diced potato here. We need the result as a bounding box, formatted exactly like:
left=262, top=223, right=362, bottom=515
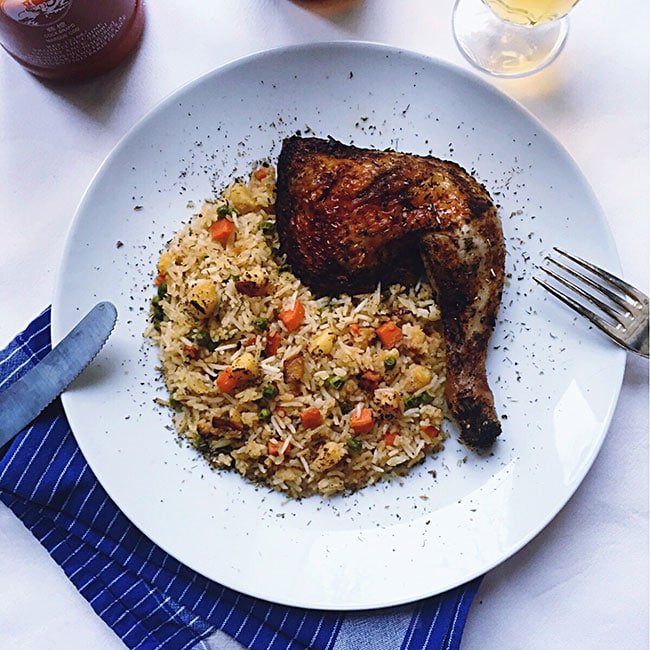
left=404, top=364, right=433, bottom=391
left=232, top=351, right=259, bottom=376
left=224, top=183, right=257, bottom=214
left=402, top=323, right=427, bottom=352
left=311, top=441, right=346, bottom=472
left=157, top=249, right=174, bottom=274
left=188, top=279, right=218, bottom=317
left=373, top=388, right=403, bottom=419
left=309, top=329, right=336, bottom=356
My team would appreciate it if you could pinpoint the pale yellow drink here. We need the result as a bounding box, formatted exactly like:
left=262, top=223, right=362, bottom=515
left=484, top=0, right=580, bottom=25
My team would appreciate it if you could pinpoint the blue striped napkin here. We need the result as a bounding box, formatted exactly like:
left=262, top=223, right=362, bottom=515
left=0, top=307, right=482, bottom=650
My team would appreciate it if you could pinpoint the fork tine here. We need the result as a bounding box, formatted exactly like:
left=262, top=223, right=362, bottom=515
left=541, top=261, right=629, bottom=325
left=553, top=247, right=645, bottom=306
left=533, top=276, right=622, bottom=343
left=536, top=248, right=649, bottom=356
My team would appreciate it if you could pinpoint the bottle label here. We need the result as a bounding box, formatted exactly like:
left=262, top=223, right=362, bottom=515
left=1, top=0, right=74, bottom=27
left=31, top=14, right=128, bottom=67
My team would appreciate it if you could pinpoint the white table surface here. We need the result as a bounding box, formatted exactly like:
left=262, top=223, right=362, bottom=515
left=0, top=1, right=648, bottom=648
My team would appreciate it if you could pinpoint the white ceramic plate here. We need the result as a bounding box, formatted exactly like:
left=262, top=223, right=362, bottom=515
left=53, top=42, right=625, bottom=610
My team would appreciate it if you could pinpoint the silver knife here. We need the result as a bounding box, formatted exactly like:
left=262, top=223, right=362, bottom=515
left=0, top=301, right=117, bottom=447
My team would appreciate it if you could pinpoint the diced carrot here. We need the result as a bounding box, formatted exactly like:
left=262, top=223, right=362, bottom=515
left=358, top=370, right=381, bottom=392
left=253, top=167, right=269, bottom=181
left=421, top=425, right=441, bottom=439
left=268, top=439, right=291, bottom=456
left=279, top=299, right=305, bottom=331
left=210, top=218, right=235, bottom=245
left=216, top=367, right=239, bottom=393
left=300, top=406, right=323, bottom=429
left=383, top=432, right=399, bottom=446
left=154, top=272, right=166, bottom=286
left=349, top=323, right=360, bottom=335
left=376, top=321, right=403, bottom=348
left=350, top=407, right=374, bottom=434
left=216, top=367, right=248, bottom=394
left=264, top=331, right=281, bottom=357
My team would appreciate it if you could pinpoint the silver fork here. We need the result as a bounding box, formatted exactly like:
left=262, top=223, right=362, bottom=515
left=534, top=247, right=649, bottom=357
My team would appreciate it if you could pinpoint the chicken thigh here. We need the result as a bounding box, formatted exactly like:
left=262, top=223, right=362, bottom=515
left=275, top=136, right=505, bottom=448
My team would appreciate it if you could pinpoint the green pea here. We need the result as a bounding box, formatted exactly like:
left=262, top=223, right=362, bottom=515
left=254, top=317, right=268, bottom=331
left=151, top=295, right=164, bottom=324
left=216, top=203, right=237, bottom=218
left=258, top=408, right=272, bottom=422
left=347, top=438, right=362, bottom=453
left=404, top=395, right=419, bottom=409
left=193, top=330, right=217, bottom=352
left=383, top=356, right=397, bottom=370
left=326, top=375, right=346, bottom=390
left=262, top=384, right=278, bottom=400
left=339, top=400, right=354, bottom=415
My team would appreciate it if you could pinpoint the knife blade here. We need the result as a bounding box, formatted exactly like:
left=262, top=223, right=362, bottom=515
left=0, top=301, right=117, bottom=448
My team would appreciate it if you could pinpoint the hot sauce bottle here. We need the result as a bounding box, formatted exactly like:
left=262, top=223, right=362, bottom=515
left=0, top=0, right=144, bottom=82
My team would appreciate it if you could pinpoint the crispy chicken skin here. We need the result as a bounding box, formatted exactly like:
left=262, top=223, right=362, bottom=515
left=275, top=136, right=505, bottom=448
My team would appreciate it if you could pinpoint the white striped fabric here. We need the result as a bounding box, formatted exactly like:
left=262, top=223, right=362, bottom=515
left=0, top=308, right=482, bottom=650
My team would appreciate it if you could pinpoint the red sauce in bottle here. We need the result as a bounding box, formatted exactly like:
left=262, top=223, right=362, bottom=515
left=0, top=0, right=144, bottom=82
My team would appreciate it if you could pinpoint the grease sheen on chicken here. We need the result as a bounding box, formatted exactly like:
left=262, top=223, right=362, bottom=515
left=275, top=137, right=505, bottom=448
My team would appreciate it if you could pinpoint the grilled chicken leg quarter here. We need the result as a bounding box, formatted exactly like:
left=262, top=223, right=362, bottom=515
left=275, top=137, right=505, bottom=448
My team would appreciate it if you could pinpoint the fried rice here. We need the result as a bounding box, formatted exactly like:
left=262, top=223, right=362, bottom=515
left=147, top=164, right=448, bottom=498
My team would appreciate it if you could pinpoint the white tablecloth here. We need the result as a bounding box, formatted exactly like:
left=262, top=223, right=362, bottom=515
left=0, top=1, right=647, bottom=648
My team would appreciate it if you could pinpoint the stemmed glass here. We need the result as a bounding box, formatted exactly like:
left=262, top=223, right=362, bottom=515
left=452, top=0, right=582, bottom=77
